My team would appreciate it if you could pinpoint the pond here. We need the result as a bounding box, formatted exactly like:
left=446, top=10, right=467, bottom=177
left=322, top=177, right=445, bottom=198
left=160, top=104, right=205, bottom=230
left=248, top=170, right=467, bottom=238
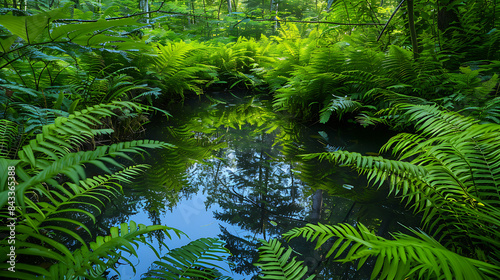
left=99, top=94, right=420, bottom=280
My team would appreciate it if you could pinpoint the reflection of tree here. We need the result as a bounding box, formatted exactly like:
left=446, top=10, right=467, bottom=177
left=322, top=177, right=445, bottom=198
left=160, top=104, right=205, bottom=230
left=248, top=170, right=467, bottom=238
left=218, top=225, right=260, bottom=276
left=210, top=130, right=307, bottom=238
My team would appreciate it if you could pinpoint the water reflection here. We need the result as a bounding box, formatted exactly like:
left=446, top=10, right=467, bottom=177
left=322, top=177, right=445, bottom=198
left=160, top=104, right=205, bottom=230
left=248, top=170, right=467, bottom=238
left=99, top=95, right=419, bottom=279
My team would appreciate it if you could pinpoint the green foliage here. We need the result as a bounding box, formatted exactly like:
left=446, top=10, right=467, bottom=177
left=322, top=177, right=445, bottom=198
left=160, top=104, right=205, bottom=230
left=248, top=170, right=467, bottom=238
left=319, top=95, right=365, bottom=123
left=1, top=0, right=499, bottom=278
left=145, top=41, right=214, bottom=98
left=0, top=220, right=181, bottom=279
left=0, top=6, right=149, bottom=68
left=0, top=101, right=174, bottom=279
left=283, top=223, right=498, bottom=280
left=255, top=239, right=315, bottom=280
left=293, top=104, right=500, bottom=276
left=0, top=119, right=19, bottom=159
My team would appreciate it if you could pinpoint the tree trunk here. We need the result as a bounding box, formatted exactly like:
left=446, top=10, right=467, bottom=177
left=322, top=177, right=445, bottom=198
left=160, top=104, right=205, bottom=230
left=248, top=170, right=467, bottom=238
left=227, top=0, right=232, bottom=13
left=407, top=0, right=419, bottom=59
left=437, top=0, right=460, bottom=32
left=310, top=189, right=323, bottom=224
left=140, top=0, right=150, bottom=23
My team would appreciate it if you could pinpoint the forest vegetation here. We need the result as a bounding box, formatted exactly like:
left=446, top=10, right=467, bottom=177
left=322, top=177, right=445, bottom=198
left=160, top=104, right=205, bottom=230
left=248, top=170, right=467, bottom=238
left=0, top=0, right=499, bottom=279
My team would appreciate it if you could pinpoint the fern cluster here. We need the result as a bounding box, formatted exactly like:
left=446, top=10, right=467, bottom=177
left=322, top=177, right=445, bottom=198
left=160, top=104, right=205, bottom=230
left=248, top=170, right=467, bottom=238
left=0, top=101, right=234, bottom=279
left=256, top=103, right=500, bottom=279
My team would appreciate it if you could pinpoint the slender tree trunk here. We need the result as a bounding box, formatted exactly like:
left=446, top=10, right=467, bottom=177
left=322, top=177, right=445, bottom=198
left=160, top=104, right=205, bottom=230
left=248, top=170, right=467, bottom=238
left=218, top=0, right=223, bottom=20
left=310, top=189, right=323, bottom=223
left=12, top=0, right=17, bottom=9
left=140, top=0, right=150, bottom=24
left=227, top=0, right=232, bottom=13
left=407, top=0, right=419, bottom=59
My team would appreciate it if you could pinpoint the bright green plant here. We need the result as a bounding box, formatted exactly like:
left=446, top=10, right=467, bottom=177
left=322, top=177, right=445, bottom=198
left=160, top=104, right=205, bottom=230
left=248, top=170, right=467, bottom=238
left=258, top=103, right=500, bottom=279
left=0, top=101, right=234, bottom=279
left=144, top=41, right=215, bottom=99
left=283, top=223, right=498, bottom=280
left=255, top=238, right=315, bottom=280
left=0, top=6, right=150, bottom=69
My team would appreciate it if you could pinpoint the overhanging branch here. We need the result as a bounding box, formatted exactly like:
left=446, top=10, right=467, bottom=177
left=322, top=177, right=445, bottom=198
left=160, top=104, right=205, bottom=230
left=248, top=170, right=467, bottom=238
left=252, top=18, right=384, bottom=26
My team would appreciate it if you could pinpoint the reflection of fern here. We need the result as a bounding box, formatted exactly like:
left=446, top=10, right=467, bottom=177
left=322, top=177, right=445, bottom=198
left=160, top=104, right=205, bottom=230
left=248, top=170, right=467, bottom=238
left=255, top=239, right=315, bottom=280
left=142, top=238, right=232, bottom=279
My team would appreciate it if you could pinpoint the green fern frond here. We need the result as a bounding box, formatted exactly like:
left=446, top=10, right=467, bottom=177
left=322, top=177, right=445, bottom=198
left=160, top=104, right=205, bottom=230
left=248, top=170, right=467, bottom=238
left=142, top=237, right=232, bottom=279
left=29, top=165, right=150, bottom=240
left=382, top=45, right=416, bottom=84
left=15, top=101, right=149, bottom=167
left=283, top=223, right=499, bottom=280
left=465, top=96, right=500, bottom=124
left=396, top=104, right=479, bottom=137
left=1, top=139, right=170, bottom=210
left=255, top=239, right=315, bottom=280
left=306, top=104, right=500, bottom=260
left=0, top=221, right=182, bottom=280
left=0, top=119, right=20, bottom=159
left=149, top=42, right=214, bottom=97
left=319, top=95, right=363, bottom=123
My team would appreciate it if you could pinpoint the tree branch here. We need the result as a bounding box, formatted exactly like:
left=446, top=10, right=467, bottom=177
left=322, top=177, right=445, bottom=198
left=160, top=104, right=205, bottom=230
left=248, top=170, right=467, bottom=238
left=377, top=0, right=406, bottom=41
left=252, top=18, right=384, bottom=26
left=53, top=1, right=168, bottom=23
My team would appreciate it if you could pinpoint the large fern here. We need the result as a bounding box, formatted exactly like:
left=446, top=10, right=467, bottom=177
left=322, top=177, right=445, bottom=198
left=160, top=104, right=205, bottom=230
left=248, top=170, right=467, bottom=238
left=0, top=119, right=20, bottom=159
left=0, top=100, right=176, bottom=279
left=0, top=221, right=182, bottom=280
left=283, top=223, right=499, bottom=280
left=302, top=103, right=500, bottom=268
left=146, top=42, right=214, bottom=98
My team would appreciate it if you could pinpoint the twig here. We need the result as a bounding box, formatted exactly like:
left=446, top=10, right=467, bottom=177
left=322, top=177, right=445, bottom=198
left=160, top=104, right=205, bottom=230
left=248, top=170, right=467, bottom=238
left=252, top=18, right=384, bottom=26
left=53, top=1, right=167, bottom=23
left=377, top=0, right=406, bottom=41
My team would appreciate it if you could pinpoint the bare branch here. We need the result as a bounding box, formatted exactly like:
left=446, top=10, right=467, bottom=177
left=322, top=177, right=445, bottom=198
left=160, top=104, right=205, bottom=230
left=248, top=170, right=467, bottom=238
left=377, top=0, right=406, bottom=41
left=252, top=18, right=385, bottom=26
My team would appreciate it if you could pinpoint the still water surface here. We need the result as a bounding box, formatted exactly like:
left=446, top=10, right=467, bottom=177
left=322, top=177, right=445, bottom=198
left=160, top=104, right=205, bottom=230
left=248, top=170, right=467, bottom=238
left=103, top=95, right=419, bottom=279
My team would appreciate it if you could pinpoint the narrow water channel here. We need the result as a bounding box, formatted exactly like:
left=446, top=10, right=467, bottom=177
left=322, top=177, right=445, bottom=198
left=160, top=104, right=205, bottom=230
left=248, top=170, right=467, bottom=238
left=100, top=94, right=420, bottom=279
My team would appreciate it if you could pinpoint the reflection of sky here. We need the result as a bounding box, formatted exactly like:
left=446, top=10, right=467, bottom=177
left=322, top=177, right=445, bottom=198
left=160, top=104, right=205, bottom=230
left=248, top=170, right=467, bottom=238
left=109, top=191, right=251, bottom=280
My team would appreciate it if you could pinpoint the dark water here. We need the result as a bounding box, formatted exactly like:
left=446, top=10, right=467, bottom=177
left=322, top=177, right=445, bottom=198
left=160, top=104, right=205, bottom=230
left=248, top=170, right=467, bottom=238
left=100, top=94, right=420, bottom=279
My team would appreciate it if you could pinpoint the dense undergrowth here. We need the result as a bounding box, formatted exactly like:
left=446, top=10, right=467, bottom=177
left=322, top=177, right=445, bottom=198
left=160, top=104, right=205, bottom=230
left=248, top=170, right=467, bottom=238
left=1, top=0, right=500, bottom=279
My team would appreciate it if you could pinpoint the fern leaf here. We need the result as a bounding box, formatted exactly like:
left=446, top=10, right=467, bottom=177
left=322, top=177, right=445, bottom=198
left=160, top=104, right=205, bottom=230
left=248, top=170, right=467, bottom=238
left=283, top=223, right=499, bottom=280
left=255, top=239, right=314, bottom=280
